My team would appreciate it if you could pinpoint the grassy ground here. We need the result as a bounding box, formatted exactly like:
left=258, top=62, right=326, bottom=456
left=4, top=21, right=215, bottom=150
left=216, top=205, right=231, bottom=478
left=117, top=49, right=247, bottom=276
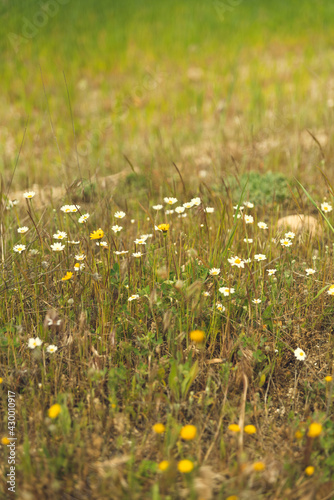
left=1, top=1, right=334, bottom=499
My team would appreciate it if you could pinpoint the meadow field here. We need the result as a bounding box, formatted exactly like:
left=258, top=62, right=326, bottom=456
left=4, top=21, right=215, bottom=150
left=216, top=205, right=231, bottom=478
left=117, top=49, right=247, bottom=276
left=1, top=0, right=334, bottom=498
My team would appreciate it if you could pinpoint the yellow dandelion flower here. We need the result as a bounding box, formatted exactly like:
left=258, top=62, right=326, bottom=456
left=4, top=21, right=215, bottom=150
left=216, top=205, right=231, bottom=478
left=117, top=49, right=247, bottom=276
left=189, top=330, right=205, bottom=343
left=158, top=460, right=170, bottom=471
left=152, top=423, right=165, bottom=434
left=226, top=496, right=239, bottom=500
left=253, top=461, right=265, bottom=471
left=307, top=423, right=322, bottom=438
left=228, top=424, right=241, bottom=433
left=305, top=466, right=315, bottom=476
left=180, top=425, right=197, bottom=441
left=61, top=272, right=73, bottom=281
left=157, top=224, right=169, bottom=233
left=0, top=377, right=3, bottom=384
left=295, top=430, right=303, bottom=440
left=244, top=425, right=257, bottom=435
left=48, top=403, right=61, bottom=419
left=177, top=459, right=194, bottom=473
left=90, top=228, right=104, bottom=240
left=325, top=375, right=333, bottom=383
left=1, top=437, right=10, bottom=445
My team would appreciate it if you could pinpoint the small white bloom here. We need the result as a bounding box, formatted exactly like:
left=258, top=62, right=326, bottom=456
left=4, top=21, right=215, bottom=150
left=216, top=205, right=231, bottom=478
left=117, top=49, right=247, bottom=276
left=23, top=191, right=35, bottom=199
left=96, top=241, right=108, bottom=247
left=285, top=231, right=295, bottom=239
left=61, top=204, right=80, bottom=213
left=244, top=258, right=252, bottom=263
left=114, top=250, right=128, bottom=255
left=219, top=287, right=235, bottom=296
left=257, top=222, right=268, bottom=229
left=305, top=268, right=316, bottom=276
left=183, top=202, right=194, bottom=209
left=203, top=291, right=210, bottom=297
left=233, top=205, right=244, bottom=211
left=175, top=206, right=185, bottom=214
left=244, top=201, right=254, bottom=208
left=17, top=226, right=29, bottom=234
left=228, top=256, right=244, bottom=268
left=191, top=197, right=201, bottom=206
left=252, top=298, right=262, bottom=304
left=134, top=238, right=146, bottom=245
left=152, top=204, right=163, bottom=210
left=78, top=213, right=90, bottom=223
left=254, top=254, right=267, bottom=261
left=280, top=238, right=292, bottom=247
left=327, top=285, right=334, bottom=296
left=244, top=238, right=253, bottom=243
left=205, top=207, right=214, bottom=213
left=28, top=337, right=43, bottom=349
left=321, top=202, right=332, bottom=213
left=209, top=268, right=220, bottom=276
left=114, top=211, right=126, bottom=219
left=51, top=242, right=65, bottom=252
left=244, top=215, right=254, bottom=224
left=112, top=225, right=123, bottom=233
left=13, top=244, right=26, bottom=254
left=68, top=240, right=80, bottom=245
left=164, top=197, right=178, bottom=205
left=267, top=269, right=277, bottom=276
left=294, top=347, right=306, bottom=361
left=132, top=252, right=142, bottom=258
left=53, top=231, right=67, bottom=240
left=46, top=345, right=58, bottom=354
left=128, top=294, right=139, bottom=301
left=216, top=303, right=226, bottom=312
left=75, top=254, right=86, bottom=261
left=165, top=209, right=174, bottom=215
left=140, top=234, right=153, bottom=240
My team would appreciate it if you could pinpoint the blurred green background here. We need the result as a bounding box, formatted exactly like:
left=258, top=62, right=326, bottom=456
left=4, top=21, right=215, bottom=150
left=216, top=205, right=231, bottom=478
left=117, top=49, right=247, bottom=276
left=2, top=0, right=334, bottom=190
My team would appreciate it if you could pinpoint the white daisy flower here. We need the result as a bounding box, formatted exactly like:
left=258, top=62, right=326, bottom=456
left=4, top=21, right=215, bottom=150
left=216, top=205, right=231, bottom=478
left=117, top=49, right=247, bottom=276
left=244, top=258, right=252, bottom=263
left=267, top=269, right=277, bottom=276
left=219, top=287, right=235, bottom=296
left=128, top=294, right=139, bottom=301
left=216, top=303, right=226, bottom=312
left=68, top=241, right=80, bottom=245
left=183, top=202, right=194, bottom=209
left=140, top=234, right=153, bottom=240
left=327, top=285, right=334, bottom=296
left=233, top=205, right=244, bottom=211
left=205, top=207, right=214, bottom=213
left=17, top=226, right=29, bottom=234
left=96, top=241, right=108, bottom=247
left=75, top=254, right=86, bottom=261
left=209, top=268, right=220, bottom=276
left=114, top=250, right=128, bottom=255
left=228, top=256, right=244, bottom=268
left=257, top=222, right=268, bottom=229
left=13, top=244, right=26, bottom=254
left=203, top=291, right=210, bottom=297
left=280, top=238, right=292, bottom=247
left=61, top=204, right=80, bottom=213
left=244, top=215, right=254, bottom=224
left=134, top=238, right=146, bottom=245
left=50, top=242, right=65, bottom=252
left=23, top=191, right=36, bottom=199
left=112, top=226, right=123, bottom=234
left=321, top=202, right=332, bottom=213
left=254, top=254, right=267, bottom=261
left=244, top=201, right=254, bottom=208
left=191, top=197, right=201, bottom=206
left=252, top=299, right=262, bottom=304
left=179, top=213, right=187, bottom=218
left=78, top=213, right=90, bottom=223
left=294, top=347, right=306, bottom=361
left=244, top=238, right=253, bottom=243
left=164, top=197, right=178, bottom=205
left=46, top=345, right=58, bottom=354
left=114, top=211, right=126, bottom=219
left=285, top=231, right=295, bottom=239
left=175, top=206, right=185, bottom=214
left=53, top=231, right=67, bottom=240
left=152, top=204, right=163, bottom=210
left=132, top=252, right=142, bottom=258
left=28, top=337, right=43, bottom=349
left=305, top=268, right=316, bottom=276
left=165, top=209, right=174, bottom=215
